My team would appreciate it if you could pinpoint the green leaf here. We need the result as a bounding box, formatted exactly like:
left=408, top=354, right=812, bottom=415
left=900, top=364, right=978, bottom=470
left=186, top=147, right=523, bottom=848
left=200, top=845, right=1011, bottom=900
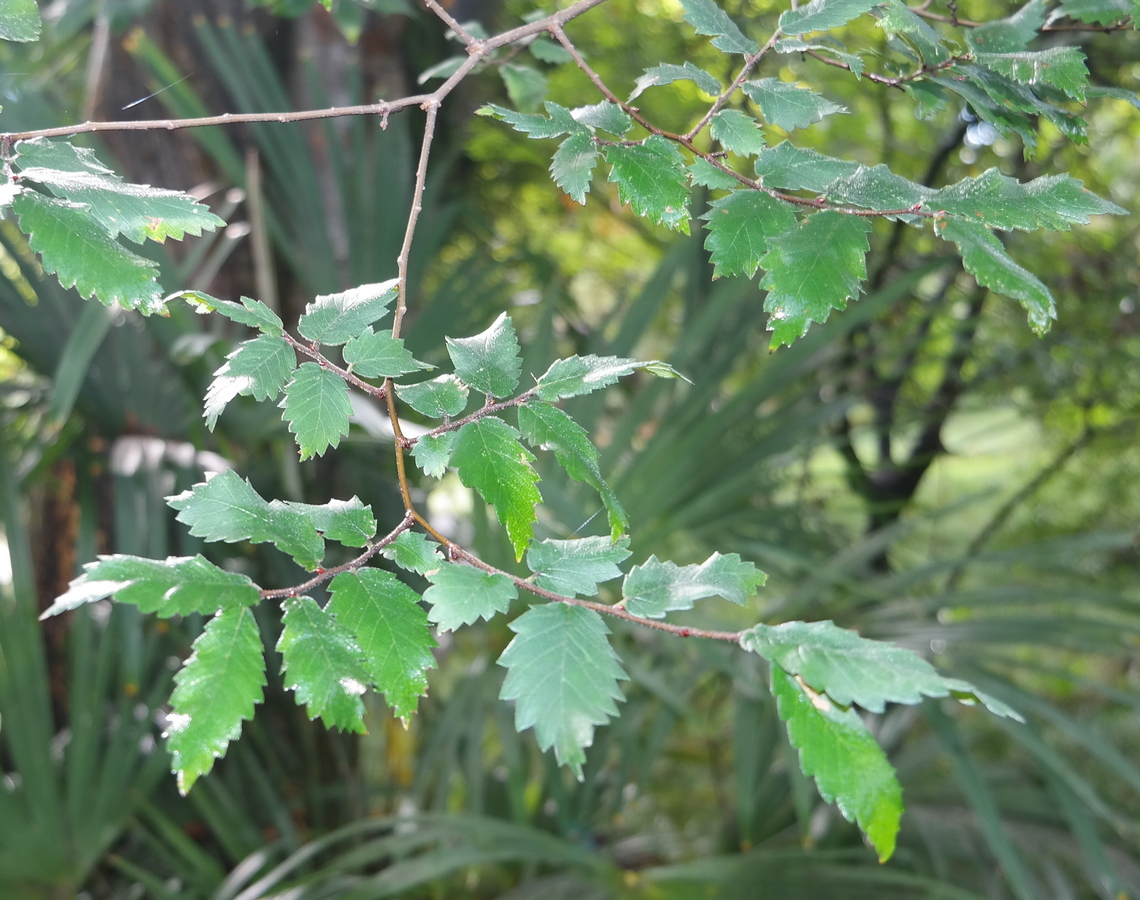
left=770, top=665, right=901, bottom=862
left=446, top=312, right=522, bottom=398
left=527, top=536, right=631, bottom=596
left=605, top=135, right=691, bottom=232
left=396, top=374, right=469, bottom=418
left=297, top=280, right=397, bottom=346
left=326, top=569, right=437, bottom=722
left=622, top=552, right=765, bottom=618
left=280, top=496, right=376, bottom=548
left=13, top=192, right=165, bottom=314
left=17, top=165, right=224, bottom=244
left=551, top=132, right=599, bottom=205
left=1059, top=0, right=1131, bottom=25
left=423, top=561, right=517, bottom=630
left=702, top=190, right=798, bottom=279
left=381, top=531, right=444, bottom=575
left=778, top=0, right=880, bottom=35
left=529, top=35, right=574, bottom=63
left=826, top=164, right=934, bottom=218
left=875, top=0, right=949, bottom=64
left=710, top=109, right=766, bottom=156
left=934, top=168, right=1125, bottom=232
left=203, top=334, right=296, bottom=429
left=689, top=157, right=741, bottom=190
left=452, top=418, right=542, bottom=560
left=0, top=0, right=42, bottom=41
left=343, top=328, right=432, bottom=378
left=477, top=101, right=587, bottom=140
left=935, top=217, right=1055, bottom=334
left=518, top=401, right=628, bottom=541
left=411, top=431, right=458, bottom=478
left=966, top=0, right=1046, bottom=53
left=759, top=211, right=871, bottom=348
left=166, top=607, right=266, bottom=794
left=571, top=101, right=633, bottom=135
left=498, top=603, right=627, bottom=778
left=741, top=620, right=1021, bottom=719
left=181, top=291, right=284, bottom=335
left=535, top=354, right=676, bottom=401
left=42, top=554, right=260, bottom=618
left=975, top=48, right=1089, bottom=102
left=278, top=597, right=369, bottom=733
left=743, top=78, right=846, bottom=132
left=13, top=137, right=114, bottom=174
left=280, top=362, right=353, bottom=459
left=679, top=0, right=759, bottom=54
left=629, top=62, right=723, bottom=101
left=500, top=63, right=548, bottom=113
left=167, top=469, right=326, bottom=568
left=754, top=141, right=859, bottom=192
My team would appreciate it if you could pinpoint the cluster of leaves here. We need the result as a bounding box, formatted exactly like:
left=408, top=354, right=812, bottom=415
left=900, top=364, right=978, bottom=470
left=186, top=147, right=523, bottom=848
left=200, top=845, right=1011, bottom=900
left=481, top=0, right=1129, bottom=346
left=1, top=0, right=1132, bottom=865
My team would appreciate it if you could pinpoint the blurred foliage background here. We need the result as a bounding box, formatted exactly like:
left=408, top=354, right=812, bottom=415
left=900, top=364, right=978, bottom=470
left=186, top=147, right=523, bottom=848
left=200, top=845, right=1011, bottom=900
left=1, top=0, right=1139, bottom=897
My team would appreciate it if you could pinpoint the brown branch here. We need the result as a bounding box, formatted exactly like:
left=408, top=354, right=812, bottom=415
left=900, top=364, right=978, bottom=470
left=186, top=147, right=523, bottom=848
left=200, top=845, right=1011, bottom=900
left=281, top=333, right=386, bottom=399
left=421, top=0, right=480, bottom=47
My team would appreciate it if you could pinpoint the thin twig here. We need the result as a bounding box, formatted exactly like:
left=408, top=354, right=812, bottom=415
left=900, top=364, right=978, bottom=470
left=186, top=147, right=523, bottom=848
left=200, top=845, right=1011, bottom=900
left=282, top=333, right=386, bottom=399
left=421, top=0, right=479, bottom=48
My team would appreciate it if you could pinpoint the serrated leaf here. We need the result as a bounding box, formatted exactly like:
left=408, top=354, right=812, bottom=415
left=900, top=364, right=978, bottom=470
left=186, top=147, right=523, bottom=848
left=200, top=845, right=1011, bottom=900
left=527, top=536, right=631, bottom=596
left=381, top=531, right=444, bottom=575
left=551, top=132, right=599, bottom=205
left=528, top=35, right=574, bottom=63
left=759, top=211, right=871, bottom=348
left=629, top=62, right=723, bottom=101
left=933, top=72, right=1041, bottom=151
left=15, top=138, right=113, bottom=174
left=42, top=554, right=259, bottom=619
left=826, top=164, right=934, bottom=218
left=17, top=166, right=224, bottom=243
left=975, top=48, right=1088, bottom=102
left=417, top=55, right=465, bottom=84
left=744, top=78, right=846, bottom=132
left=605, top=136, right=691, bottom=232
left=754, top=141, right=859, bottom=192
left=742, top=620, right=1012, bottom=714
left=446, top=312, right=522, bottom=398
left=875, top=0, right=950, bottom=64
left=1060, top=0, right=1131, bottom=25
left=297, top=280, right=397, bottom=346
left=518, top=401, right=628, bottom=540
left=411, top=431, right=457, bottom=477
left=702, top=191, right=798, bottom=279
left=280, top=362, right=353, bottom=459
left=422, top=562, right=517, bottom=631
left=478, top=101, right=587, bottom=140
left=498, top=603, right=627, bottom=778
left=934, top=168, right=1125, bottom=232
left=181, top=291, right=284, bottom=335
left=936, top=217, right=1055, bottom=334
left=689, top=157, right=741, bottom=190
left=326, top=569, right=437, bottom=722
left=771, top=665, right=901, bottom=862
left=904, top=80, right=950, bottom=119
left=204, top=334, right=296, bottom=428
left=570, top=101, right=633, bottom=135
left=167, top=469, right=326, bottom=568
left=710, top=109, right=766, bottom=156
left=778, top=0, right=880, bottom=35
left=278, top=597, right=369, bottom=733
left=396, top=374, right=469, bottom=418
left=622, top=552, right=765, bottom=618
left=966, top=0, right=1046, bottom=53
left=0, top=0, right=42, bottom=41
left=535, top=354, right=641, bottom=400
left=679, top=0, right=758, bottom=53
left=500, top=63, right=548, bottom=113
left=13, top=192, right=165, bottom=313
left=343, top=328, right=432, bottom=378
left=452, top=418, right=541, bottom=560
left=166, top=607, right=266, bottom=793
left=775, top=38, right=864, bottom=77
left=280, top=496, right=376, bottom=547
